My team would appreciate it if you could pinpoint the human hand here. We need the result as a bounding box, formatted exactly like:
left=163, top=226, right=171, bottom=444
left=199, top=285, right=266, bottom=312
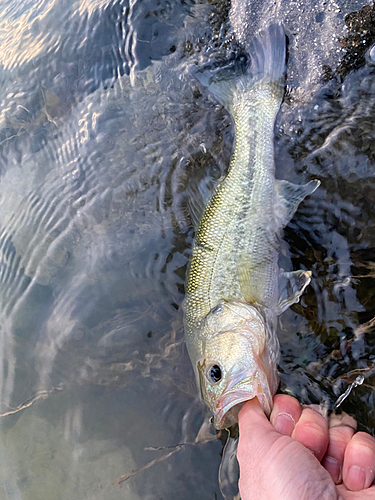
left=237, top=395, right=375, bottom=500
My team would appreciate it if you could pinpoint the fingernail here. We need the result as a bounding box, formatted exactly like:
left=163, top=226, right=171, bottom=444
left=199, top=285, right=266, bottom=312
left=273, top=412, right=295, bottom=435
left=323, top=456, right=341, bottom=484
left=347, top=465, right=366, bottom=490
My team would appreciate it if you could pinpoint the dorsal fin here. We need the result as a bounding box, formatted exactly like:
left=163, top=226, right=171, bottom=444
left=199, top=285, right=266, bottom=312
left=186, top=185, right=207, bottom=228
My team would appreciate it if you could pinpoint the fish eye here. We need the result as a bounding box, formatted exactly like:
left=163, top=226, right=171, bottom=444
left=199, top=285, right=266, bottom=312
left=207, top=364, right=222, bottom=384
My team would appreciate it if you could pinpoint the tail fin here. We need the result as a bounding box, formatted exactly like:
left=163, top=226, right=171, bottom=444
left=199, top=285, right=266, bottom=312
left=248, top=24, right=285, bottom=87
left=190, top=23, right=286, bottom=111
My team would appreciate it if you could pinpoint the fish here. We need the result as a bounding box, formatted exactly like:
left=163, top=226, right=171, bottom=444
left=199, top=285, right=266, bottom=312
left=183, top=23, right=320, bottom=429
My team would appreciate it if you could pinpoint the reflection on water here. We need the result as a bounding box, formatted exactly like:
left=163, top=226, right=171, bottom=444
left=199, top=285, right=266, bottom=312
left=0, top=0, right=375, bottom=498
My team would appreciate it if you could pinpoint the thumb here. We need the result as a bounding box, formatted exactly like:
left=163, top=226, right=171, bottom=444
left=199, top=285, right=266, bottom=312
left=237, top=398, right=288, bottom=500
left=238, top=398, right=281, bottom=456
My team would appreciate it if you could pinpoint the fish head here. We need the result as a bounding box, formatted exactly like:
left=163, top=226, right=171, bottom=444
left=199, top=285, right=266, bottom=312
left=197, top=300, right=279, bottom=429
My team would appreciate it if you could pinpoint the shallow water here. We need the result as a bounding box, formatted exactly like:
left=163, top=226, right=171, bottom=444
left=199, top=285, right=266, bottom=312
left=1, top=0, right=375, bottom=499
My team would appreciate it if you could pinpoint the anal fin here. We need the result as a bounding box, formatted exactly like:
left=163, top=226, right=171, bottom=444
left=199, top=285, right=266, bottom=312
left=275, top=179, right=320, bottom=227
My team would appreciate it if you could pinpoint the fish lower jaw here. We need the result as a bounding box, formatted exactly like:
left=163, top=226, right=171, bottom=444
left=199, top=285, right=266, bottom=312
left=213, top=390, right=265, bottom=430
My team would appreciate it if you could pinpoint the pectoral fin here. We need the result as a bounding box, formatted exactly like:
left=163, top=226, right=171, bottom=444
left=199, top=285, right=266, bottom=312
left=275, top=179, right=320, bottom=227
left=237, top=255, right=271, bottom=305
left=277, top=270, right=312, bottom=315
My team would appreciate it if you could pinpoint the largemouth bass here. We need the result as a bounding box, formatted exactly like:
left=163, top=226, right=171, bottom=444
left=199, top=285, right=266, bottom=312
left=183, top=24, right=320, bottom=429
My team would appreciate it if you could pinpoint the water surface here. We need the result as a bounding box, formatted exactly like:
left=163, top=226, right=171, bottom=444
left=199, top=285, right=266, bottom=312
left=1, top=0, right=375, bottom=499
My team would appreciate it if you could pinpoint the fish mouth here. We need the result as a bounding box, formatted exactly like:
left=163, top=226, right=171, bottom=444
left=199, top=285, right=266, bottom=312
left=213, top=389, right=257, bottom=429
left=212, top=371, right=273, bottom=429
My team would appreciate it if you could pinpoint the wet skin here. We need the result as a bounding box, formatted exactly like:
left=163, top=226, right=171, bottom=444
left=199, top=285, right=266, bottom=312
left=238, top=395, right=375, bottom=499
